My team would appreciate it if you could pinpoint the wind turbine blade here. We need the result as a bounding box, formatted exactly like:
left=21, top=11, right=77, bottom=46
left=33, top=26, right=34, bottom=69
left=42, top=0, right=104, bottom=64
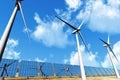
left=78, top=17, right=87, bottom=30
left=78, top=32, right=92, bottom=56
left=5, top=69, right=8, bottom=77
left=107, top=35, right=110, bottom=44
left=55, top=16, right=77, bottom=30
left=7, top=60, right=16, bottom=67
left=99, top=38, right=108, bottom=45
left=18, top=2, right=30, bottom=40
left=77, top=10, right=90, bottom=29
left=109, top=46, right=119, bottom=63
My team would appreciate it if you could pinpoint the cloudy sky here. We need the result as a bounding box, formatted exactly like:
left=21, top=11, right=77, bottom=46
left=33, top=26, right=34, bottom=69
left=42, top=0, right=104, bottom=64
left=0, top=0, right=120, bottom=69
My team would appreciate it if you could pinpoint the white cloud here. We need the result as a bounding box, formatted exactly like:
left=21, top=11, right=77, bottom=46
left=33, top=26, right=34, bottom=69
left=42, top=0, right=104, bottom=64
left=55, top=9, right=61, bottom=15
left=32, top=12, right=71, bottom=48
left=75, top=0, right=120, bottom=34
left=101, top=41, right=120, bottom=69
left=34, top=13, right=42, bottom=24
left=65, top=0, right=82, bottom=11
left=7, top=39, right=18, bottom=47
left=3, top=39, right=20, bottom=59
left=88, top=0, right=120, bottom=34
left=35, top=57, right=47, bottom=62
left=108, top=0, right=120, bottom=8
left=64, top=59, right=69, bottom=64
left=69, top=45, right=100, bottom=67
left=76, top=0, right=92, bottom=21
left=32, top=0, right=84, bottom=48
left=101, top=54, right=111, bottom=68
left=4, top=49, right=20, bottom=59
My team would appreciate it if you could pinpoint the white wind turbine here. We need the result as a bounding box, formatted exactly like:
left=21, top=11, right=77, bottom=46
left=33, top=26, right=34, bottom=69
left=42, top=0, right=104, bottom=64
left=0, top=0, right=30, bottom=62
left=56, top=16, right=91, bottom=80
left=100, top=36, right=120, bottom=78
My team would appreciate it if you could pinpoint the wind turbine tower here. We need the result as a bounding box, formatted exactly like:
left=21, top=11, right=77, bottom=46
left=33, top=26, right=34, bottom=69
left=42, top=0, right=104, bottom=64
left=0, top=0, right=29, bottom=62
left=56, top=16, right=91, bottom=80
left=100, top=36, right=120, bottom=78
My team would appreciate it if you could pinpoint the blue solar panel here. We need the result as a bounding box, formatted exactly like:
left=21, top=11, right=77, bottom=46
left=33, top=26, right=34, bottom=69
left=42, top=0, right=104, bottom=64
left=39, top=62, right=54, bottom=76
left=107, top=68, right=115, bottom=75
left=19, top=60, right=38, bottom=77
left=72, top=65, right=81, bottom=76
left=54, top=63, right=66, bottom=76
left=99, top=68, right=106, bottom=76
left=85, top=66, right=92, bottom=76
left=0, top=59, right=18, bottom=77
left=64, top=65, right=77, bottom=76
left=93, top=67, right=100, bottom=76
left=103, top=68, right=111, bottom=76
left=0, top=59, right=118, bottom=77
left=87, top=67, right=97, bottom=76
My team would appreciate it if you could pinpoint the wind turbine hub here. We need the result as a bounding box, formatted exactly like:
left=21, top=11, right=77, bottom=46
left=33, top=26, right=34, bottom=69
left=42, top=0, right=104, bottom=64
left=15, top=0, right=23, bottom=10
left=72, top=29, right=80, bottom=34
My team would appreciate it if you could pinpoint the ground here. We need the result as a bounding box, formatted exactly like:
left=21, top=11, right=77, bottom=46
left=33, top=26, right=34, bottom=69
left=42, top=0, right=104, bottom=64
left=3, top=76, right=120, bottom=80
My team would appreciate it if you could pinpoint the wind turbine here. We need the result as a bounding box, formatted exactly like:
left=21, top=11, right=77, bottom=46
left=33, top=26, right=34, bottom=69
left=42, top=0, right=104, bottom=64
left=55, top=16, right=90, bottom=80
left=100, top=36, right=120, bottom=78
left=0, top=0, right=30, bottom=62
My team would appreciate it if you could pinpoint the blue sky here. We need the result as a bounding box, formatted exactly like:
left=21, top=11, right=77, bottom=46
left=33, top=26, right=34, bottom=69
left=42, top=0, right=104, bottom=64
left=0, top=0, right=120, bottom=68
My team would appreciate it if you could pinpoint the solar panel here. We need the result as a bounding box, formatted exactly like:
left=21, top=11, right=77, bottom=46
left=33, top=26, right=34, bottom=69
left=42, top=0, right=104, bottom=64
left=99, top=68, right=106, bottom=76
left=108, top=68, right=115, bottom=75
left=72, top=65, right=81, bottom=76
left=64, top=65, right=77, bottom=76
left=94, top=67, right=102, bottom=76
left=54, top=63, right=66, bottom=76
left=87, top=67, right=97, bottom=76
left=19, top=60, right=38, bottom=77
left=103, top=68, right=111, bottom=76
left=0, top=59, right=119, bottom=77
left=39, top=62, right=54, bottom=76
left=0, top=59, right=18, bottom=77
left=85, top=66, right=92, bottom=76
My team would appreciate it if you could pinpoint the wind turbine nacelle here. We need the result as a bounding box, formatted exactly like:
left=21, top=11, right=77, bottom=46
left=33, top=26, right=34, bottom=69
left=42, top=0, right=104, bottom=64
left=16, top=0, right=23, bottom=2
left=103, top=44, right=107, bottom=47
left=15, top=0, right=23, bottom=3
left=72, top=29, right=80, bottom=34
left=103, top=43, right=110, bottom=47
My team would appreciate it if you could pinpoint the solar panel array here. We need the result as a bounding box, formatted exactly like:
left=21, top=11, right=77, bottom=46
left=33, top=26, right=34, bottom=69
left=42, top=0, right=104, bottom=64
left=0, top=59, right=119, bottom=77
